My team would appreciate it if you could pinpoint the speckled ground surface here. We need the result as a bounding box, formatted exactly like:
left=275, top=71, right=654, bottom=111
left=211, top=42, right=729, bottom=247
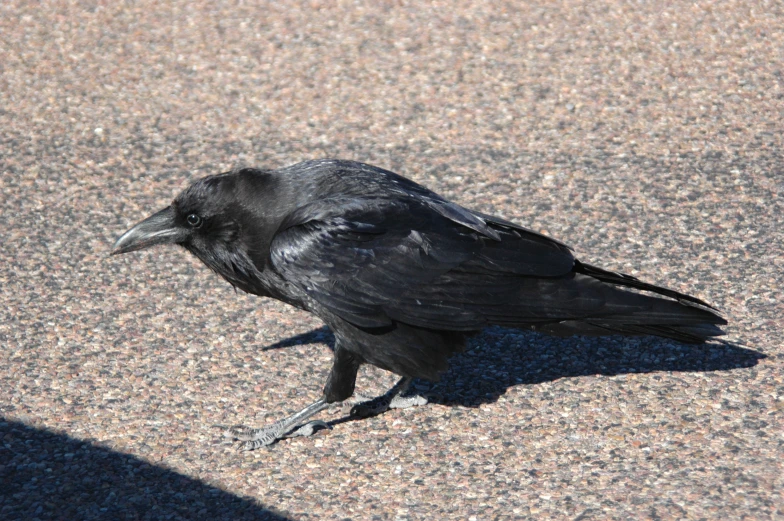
left=1, top=1, right=782, bottom=519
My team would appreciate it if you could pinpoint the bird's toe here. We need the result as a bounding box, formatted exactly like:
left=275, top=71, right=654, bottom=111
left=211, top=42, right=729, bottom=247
left=350, top=396, right=392, bottom=418
left=240, top=439, right=270, bottom=451
left=389, top=394, right=428, bottom=410
left=221, top=424, right=259, bottom=441
left=284, top=420, right=332, bottom=438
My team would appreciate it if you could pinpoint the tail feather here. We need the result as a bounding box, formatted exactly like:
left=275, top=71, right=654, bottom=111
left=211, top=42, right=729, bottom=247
left=535, top=320, right=725, bottom=344
left=573, top=260, right=719, bottom=310
left=537, top=261, right=727, bottom=344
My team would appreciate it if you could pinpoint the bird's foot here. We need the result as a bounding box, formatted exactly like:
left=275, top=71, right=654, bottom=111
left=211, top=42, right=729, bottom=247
left=218, top=398, right=332, bottom=450
left=350, top=393, right=428, bottom=418
left=221, top=419, right=331, bottom=450
left=390, top=394, right=429, bottom=409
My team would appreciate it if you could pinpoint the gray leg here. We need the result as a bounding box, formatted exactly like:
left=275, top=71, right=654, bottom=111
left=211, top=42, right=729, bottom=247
left=222, top=345, right=361, bottom=450
left=350, top=377, right=428, bottom=418
left=222, top=398, right=331, bottom=450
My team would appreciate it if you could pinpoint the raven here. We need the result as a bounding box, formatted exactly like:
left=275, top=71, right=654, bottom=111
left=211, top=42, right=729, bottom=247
left=113, top=159, right=726, bottom=449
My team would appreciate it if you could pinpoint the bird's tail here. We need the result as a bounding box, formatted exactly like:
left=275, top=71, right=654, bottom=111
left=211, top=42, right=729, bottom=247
left=534, top=261, right=727, bottom=344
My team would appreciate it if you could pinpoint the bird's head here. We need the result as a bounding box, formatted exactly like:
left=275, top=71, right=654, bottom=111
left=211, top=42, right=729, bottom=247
left=112, top=170, right=278, bottom=293
left=112, top=173, right=241, bottom=257
left=112, top=168, right=295, bottom=294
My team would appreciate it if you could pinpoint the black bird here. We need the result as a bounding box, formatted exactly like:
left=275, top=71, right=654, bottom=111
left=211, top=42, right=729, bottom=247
left=113, top=159, right=726, bottom=449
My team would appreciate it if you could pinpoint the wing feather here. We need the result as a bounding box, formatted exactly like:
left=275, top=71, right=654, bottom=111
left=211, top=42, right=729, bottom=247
left=269, top=196, right=578, bottom=330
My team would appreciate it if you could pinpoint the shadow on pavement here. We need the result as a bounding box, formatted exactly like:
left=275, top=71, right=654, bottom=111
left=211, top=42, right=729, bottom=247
left=263, top=325, right=765, bottom=408
left=0, top=419, right=291, bottom=521
left=432, top=326, right=765, bottom=407
left=262, top=328, right=335, bottom=352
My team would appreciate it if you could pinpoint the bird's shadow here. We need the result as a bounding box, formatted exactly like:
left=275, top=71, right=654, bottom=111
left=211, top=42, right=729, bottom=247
left=263, top=325, right=765, bottom=409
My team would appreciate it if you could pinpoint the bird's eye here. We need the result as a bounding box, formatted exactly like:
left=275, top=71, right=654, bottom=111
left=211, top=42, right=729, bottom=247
left=186, top=214, right=202, bottom=227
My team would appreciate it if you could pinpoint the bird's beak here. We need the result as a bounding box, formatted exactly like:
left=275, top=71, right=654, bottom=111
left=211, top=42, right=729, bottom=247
left=112, top=206, right=187, bottom=255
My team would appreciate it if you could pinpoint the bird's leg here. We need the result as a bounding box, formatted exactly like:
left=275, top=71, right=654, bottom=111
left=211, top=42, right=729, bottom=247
left=350, top=376, right=428, bottom=418
left=223, top=344, right=361, bottom=450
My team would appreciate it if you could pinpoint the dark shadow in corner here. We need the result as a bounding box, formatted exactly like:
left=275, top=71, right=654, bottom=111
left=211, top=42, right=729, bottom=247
left=265, top=325, right=765, bottom=410
left=0, top=419, right=291, bottom=521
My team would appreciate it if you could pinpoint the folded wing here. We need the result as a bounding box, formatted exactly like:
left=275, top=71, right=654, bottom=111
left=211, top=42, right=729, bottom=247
left=269, top=195, right=618, bottom=330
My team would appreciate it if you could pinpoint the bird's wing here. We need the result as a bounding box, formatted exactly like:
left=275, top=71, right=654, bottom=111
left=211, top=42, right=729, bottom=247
left=269, top=196, right=578, bottom=330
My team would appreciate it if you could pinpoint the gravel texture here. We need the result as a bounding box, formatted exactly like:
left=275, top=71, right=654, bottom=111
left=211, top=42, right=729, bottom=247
left=1, top=1, right=782, bottom=519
